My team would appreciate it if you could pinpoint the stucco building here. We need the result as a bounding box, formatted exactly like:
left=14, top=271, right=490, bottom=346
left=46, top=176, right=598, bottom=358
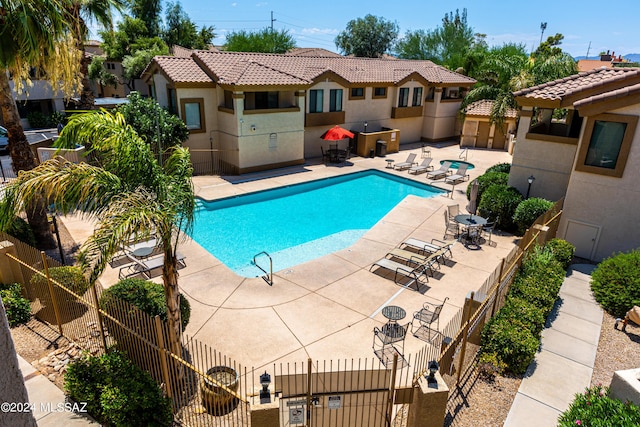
left=509, top=67, right=640, bottom=261
left=141, top=50, right=475, bottom=174
left=460, top=99, right=517, bottom=151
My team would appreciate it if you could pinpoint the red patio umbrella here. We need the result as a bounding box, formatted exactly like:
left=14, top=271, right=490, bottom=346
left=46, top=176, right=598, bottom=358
left=320, top=125, right=354, bottom=141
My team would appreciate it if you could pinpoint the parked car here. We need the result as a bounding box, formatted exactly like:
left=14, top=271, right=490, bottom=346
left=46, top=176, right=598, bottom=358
left=0, top=126, right=8, bottom=155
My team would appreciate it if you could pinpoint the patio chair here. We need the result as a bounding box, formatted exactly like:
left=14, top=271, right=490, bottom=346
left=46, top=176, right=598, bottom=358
left=408, top=158, right=434, bottom=175
left=426, top=161, right=452, bottom=180
left=385, top=248, right=441, bottom=277
left=393, top=153, right=418, bottom=170
left=481, top=217, right=498, bottom=246
left=411, top=297, right=448, bottom=342
left=421, top=144, right=431, bottom=159
left=400, top=238, right=455, bottom=261
left=447, top=204, right=459, bottom=218
left=119, top=252, right=187, bottom=280
left=373, top=322, right=410, bottom=366
left=337, top=147, right=350, bottom=162
left=444, top=211, right=459, bottom=239
left=320, top=146, right=331, bottom=163
left=369, top=258, right=429, bottom=291
left=444, top=164, right=470, bottom=184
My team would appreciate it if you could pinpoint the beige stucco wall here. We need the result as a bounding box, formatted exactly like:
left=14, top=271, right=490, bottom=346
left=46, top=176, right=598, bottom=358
left=558, top=103, right=640, bottom=261
left=508, top=108, right=578, bottom=201
left=176, top=87, right=219, bottom=150
left=152, top=74, right=170, bottom=107
left=421, top=89, right=464, bottom=141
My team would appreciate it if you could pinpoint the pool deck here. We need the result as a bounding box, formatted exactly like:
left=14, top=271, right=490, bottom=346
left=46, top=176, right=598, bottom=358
left=62, top=142, right=515, bottom=374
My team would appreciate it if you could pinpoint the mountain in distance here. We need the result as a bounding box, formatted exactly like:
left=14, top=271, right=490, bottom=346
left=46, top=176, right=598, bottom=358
left=574, top=53, right=640, bottom=62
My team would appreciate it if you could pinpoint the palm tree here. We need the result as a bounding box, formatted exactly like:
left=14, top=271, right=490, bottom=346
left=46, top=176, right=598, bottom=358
left=67, top=0, right=126, bottom=109
left=0, top=110, right=195, bottom=353
left=0, top=0, right=82, bottom=248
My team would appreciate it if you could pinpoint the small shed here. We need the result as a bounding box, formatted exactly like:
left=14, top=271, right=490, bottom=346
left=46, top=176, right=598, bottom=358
left=460, top=100, right=517, bottom=151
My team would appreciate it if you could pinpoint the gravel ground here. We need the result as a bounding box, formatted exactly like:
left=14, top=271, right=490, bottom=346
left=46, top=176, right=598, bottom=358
left=9, top=225, right=640, bottom=426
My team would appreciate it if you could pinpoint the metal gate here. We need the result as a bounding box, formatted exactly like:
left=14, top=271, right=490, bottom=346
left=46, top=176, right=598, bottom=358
left=275, top=358, right=399, bottom=427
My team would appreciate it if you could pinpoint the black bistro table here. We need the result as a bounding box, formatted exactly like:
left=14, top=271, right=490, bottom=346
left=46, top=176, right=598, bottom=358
left=382, top=305, right=406, bottom=322
left=454, top=214, right=487, bottom=243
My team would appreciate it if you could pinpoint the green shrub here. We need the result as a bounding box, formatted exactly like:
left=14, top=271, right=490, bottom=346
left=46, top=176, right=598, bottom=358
left=510, top=249, right=564, bottom=316
left=546, top=238, right=575, bottom=269
left=558, top=385, right=640, bottom=427
left=100, top=278, right=191, bottom=330
left=480, top=315, right=539, bottom=374
left=478, top=184, right=523, bottom=230
left=466, top=171, right=509, bottom=201
left=64, top=351, right=173, bottom=426
left=500, top=296, right=546, bottom=336
left=477, top=351, right=507, bottom=379
left=26, top=111, right=49, bottom=129
left=590, top=250, right=640, bottom=317
left=48, top=111, right=67, bottom=127
left=512, top=198, right=554, bottom=235
left=30, top=266, right=90, bottom=296
left=0, top=283, right=31, bottom=326
left=5, top=216, right=36, bottom=247
left=485, top=162, right=511, bottom=174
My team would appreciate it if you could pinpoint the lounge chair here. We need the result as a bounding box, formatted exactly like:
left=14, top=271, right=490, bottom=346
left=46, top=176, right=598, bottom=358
left=408, top=158, right=434, bottom=175
left=444, top=164, right=470, bottom=184
left=393, top=153, right=418, bottom=171
left=400, top=238, right=455, bottom=261
left=119, top=252, right=186, bottom=279
left=369, top=258, right=429, bottom=290
left=386, top=248, right=441, bottom=276
left=426, top=161, right=452, bottom=180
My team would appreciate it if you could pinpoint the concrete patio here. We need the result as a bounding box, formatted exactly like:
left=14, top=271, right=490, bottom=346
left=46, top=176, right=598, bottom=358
left=62, top=142, right=515, bottom=374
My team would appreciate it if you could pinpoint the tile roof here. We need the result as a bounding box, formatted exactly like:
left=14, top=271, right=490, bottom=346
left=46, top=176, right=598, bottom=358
left=513, top=68, right=640, bottom=105
left=162, top=51, right=477, bottom=87
left=285, top=48, right=343, bottom=57
left=464, top=99, right=517, bottom=119
left=151, top=56, right=212, bottom=84
left=573, top=81, right=640, bottom=109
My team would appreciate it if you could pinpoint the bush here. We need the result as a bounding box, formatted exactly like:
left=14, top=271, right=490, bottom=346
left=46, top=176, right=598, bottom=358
left=478, top=184, right=523, bottom=230
left=30, top=266, right=90, bottom=297
left=64, top=351, right=173, bottom=426
left=510, top=248, right=565, bottom=316
left=100, top=278, right=191, bottom=330
left=546, top=238, right=575, bottom=269
left=480, top=315, right=539, bottom=374
left=558, top=384, right=640, bottom=427
left=512, top=198, right=554, bottom=235
left=48, top=111, right=67, bottom=128
left=466, top=171, right=509, bottom=201
left=0, top=283, right=31, bottom=326
left=5, top=216, right=36, bottom=247
left=499, top=296, right=546, bottom=336
left=477, top=351, right=507, bottom=380
left=26, top=111, right=49, bottom=129
left=590, top=250, right=640, bottom=318
left=485, top=162, right=511, bottom=174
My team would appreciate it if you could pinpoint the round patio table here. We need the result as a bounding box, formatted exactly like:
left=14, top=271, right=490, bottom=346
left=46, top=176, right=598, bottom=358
left=382, top=305, right=406, bottom=322
left=454, top=214, right=487, bottom=244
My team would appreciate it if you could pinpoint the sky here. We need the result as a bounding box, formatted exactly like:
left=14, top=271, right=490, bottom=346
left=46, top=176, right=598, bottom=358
left=98, top=0, right=640, bottom=58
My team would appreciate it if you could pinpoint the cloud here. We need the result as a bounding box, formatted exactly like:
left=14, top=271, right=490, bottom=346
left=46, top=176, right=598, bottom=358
left=255, top=2, right=268, bottom=6
left=231, top=2, right=237, bottom=6
left=297, top=27, right=339, bottom=36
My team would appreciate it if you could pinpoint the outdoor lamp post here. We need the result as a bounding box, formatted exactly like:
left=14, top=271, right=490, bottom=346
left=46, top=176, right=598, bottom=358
left=48, top=205, right=66, bottom=265
left=363, top=121, right=368, bottom=133
left=426, top=360, right=439, bottom=384
left=526, top=175, right=536, bottom=199
left=259, top=371, right=271, bottom=403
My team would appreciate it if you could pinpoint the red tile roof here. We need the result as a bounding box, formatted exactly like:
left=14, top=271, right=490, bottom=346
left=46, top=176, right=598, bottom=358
left=148, top=50, right=476, bottom=87
left=513, top=68, right=640, bottom=106
left=464, top=99, right=517, bottom=119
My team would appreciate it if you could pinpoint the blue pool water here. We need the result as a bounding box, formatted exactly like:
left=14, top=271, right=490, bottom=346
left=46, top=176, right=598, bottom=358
left=191, top=170, right=445, bottom=277
left=440, top=160, right=475, bottom=170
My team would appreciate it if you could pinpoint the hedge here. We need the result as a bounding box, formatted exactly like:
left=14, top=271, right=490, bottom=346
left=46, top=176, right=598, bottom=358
left=558, top=385, right=640, bottom=427
left=0, top=283, right=31, bottom=326
left=478, top=184, right=523, bottom=230
left=512, top=198, right=554, bottom=235
left=466, top=171, right=509, bottom=202
left=590, top=250, right=640, bottom=318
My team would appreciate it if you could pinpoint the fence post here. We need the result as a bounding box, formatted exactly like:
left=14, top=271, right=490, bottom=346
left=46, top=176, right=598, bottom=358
left=90, top=284, right=108, bottom=352
left=40, top=252, right=63, bottom=336
left=306, top=357, right=312, bottom=424
left=386, top=353, right=399, bottom=427
left=456, top=291, right=474, bottom=385
left=492, top=259, right=505, bottom=317
left=155, top=315, right=173, bottom=399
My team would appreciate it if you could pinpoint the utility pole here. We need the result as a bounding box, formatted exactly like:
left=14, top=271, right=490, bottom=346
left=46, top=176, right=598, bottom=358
left=270, top=11, right=276, bottom=32
left=539, top=22, right=547, bottom=46
left=586, top=41, right=591, bottom=59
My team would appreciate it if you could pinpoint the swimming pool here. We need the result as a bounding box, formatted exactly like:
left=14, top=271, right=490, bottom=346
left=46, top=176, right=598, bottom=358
left=190, top=170, right=445, bottom=277
left=440, top=160, right=475, bottom=170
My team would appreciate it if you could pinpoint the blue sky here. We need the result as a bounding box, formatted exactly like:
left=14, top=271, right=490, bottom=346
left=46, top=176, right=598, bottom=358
left=103, top=1, right=640, bottom=58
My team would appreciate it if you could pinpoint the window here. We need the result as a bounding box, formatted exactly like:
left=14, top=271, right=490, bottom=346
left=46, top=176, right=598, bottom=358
left=309, top=89, right=323, bottom=113
left=329, top=89, right=342, bottom=112
left=350, top=87, right=364, bottom=99
left=223, top=90, right=234, bottom=109
left=425, top=87, right=435, bottom=101
left=180, top=98, right=205, bottom=133
left=442, top=88, right=459, bottom=99
left=373, top=87, right=387, bottom=98
left=148, top=84, right=156, bottom=100
left=398, top=88, right=409, bottom=107
left=167, top=88, right=177, bottom=114
left=255, top=91, right=279, bottom=109
left=529, top=108, right=583, bottom=139
left=412, top=87, right=423, bottom=107
left=575, top=113, right=638, bottom=178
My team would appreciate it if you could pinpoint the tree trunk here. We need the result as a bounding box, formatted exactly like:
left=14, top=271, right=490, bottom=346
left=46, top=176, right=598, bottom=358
left=78, top=53, right=95, bottom=109
left=162, top=242, right=183, bottom=357
left=0, top=71, right=56, bottom=249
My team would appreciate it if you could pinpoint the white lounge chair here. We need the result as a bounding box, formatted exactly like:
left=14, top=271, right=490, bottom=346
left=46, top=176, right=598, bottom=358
left=369, top=258, right=429, bottom=291
left=400, top=238, right=455, bottom=261
left=408, top=158, right=434, bottom=175
left=444, top=164, right=470, bottom=184
left=426, top=161, right=452, bottom=180
left=393, top=153, right=418, bottom=170
left=119, top=252, right=186, bottom=279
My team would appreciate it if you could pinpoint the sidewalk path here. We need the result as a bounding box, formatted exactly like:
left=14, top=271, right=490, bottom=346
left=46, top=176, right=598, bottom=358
left=18, top=354, right=99, bottom=426
left=504, top=264, right=601, bottom=427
